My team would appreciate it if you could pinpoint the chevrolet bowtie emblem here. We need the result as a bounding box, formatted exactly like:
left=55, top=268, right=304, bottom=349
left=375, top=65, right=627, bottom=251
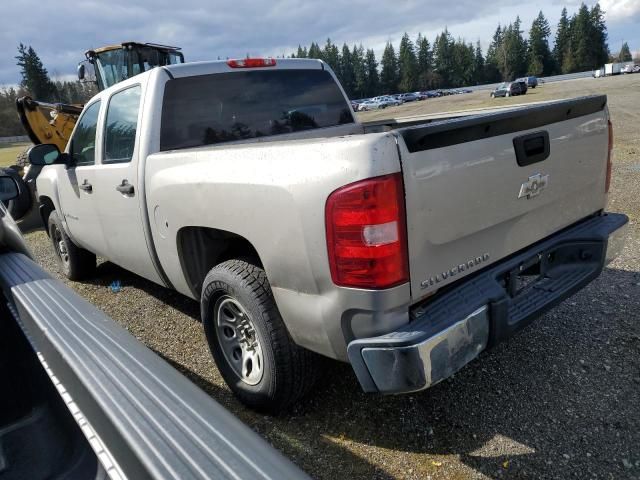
left=518, top=173, right=549, bottom=199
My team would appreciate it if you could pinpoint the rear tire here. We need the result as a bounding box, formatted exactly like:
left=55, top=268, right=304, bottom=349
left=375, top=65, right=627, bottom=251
left=201, top=259, right=322, bottom=414
left=48, top=211, right=96, bottom=280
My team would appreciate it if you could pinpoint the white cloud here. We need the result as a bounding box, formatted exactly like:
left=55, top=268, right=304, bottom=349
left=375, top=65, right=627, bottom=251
left=600, top=0, right=640, bottom=23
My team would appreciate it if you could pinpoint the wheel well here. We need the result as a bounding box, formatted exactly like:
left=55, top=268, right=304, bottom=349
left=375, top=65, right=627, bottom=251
left=177, top=227, right=263, bottom=298
left=39, top=196, right=55, bottom=235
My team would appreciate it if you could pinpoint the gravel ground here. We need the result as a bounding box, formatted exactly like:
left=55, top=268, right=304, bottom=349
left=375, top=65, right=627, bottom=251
left=25, top=74, right=639, bottom=479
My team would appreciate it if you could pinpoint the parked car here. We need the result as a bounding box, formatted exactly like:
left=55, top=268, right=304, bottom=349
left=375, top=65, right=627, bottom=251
left=357, top=99, right=384, bottom=111
left=378, top=95, right=402, bottom=106
left=516, top=76, right=538, bottom=88
left=398, top=93, right=419, bottom=102
left=516, top=80, right=528, bottom=94
left=490, top=82, right=523, bottom=97
left=0, top=171, right=308, bottom=479
left=28, top=57, right=627, bottom=413
left=621, top=64, right=638, bottom=74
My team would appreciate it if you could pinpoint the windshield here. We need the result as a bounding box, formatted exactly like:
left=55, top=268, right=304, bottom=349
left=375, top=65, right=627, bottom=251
left=160, top=69, right=354, bottom=151
left=95, top=49, right=126, bottom=89
left=94, top=46, right=184, bottom=90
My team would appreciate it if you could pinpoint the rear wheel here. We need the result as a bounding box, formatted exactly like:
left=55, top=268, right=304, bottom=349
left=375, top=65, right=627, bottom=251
left=48, top=211, right=96, bottom=280
left=201, top=259, right=322, bottom=413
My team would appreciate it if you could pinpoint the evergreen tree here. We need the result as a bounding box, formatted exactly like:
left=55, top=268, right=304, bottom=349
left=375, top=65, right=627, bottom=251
left=473, top=41, right=485, bottom=85
left=485, top=26, right=503, bottom=82
left=398, top=33, right=418, bottom=92
left=322, top=38, right=340, bottom=72
left=352, top=45, right=367, bottom=99
left=340, top=43, right=355, bottom=97
left=416, top=33, right=433, bottom=89
left=554, top=8, right=571, bottom=74
left=527, top=11, right=553, bottom=75
left=618, top=42, right=632, bottom=62
left=450, top=40, right=475, bottom=87
left=590, top=4, right=609, bottom=67
left=15, top=43, right=56, bottom=100
left=572, top=4, right=593, bottom=71
left=434, top=29, right=454, bottom=86
left=507, top=17, right=528, bottom=78
left=296, top=45, right=307, bottom=58
left=364, top=48, right=379, bottom=97
left=307, top=42, right=322, bottom=60
left=380, top=42, right=399, bottom=93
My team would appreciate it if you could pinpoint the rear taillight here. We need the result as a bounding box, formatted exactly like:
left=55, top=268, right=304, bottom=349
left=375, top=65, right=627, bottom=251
left=606, top=119, right=613, bottom=193
left=227, top=58, right=276, bottom=68
left=325, top=173, right=409, bottom=289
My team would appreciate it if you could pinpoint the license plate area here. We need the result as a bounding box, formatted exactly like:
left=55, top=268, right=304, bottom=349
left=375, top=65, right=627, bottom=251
left=500, top=241, right=603, bottom=299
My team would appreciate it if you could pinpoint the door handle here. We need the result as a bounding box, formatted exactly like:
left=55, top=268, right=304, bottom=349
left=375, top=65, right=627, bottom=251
left=116, top=179, right=134, bottom=195
left=79, top=180, right=92, bottom=193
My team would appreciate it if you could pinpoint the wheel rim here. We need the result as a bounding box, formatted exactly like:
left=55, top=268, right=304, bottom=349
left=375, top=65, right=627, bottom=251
left=51, top=224, right=70, bottom=266
left=213, top=295, right=264, bottom=386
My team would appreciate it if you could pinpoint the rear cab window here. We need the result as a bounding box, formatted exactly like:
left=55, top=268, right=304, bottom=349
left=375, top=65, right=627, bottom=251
left=160, top=69, right=354, bottom=151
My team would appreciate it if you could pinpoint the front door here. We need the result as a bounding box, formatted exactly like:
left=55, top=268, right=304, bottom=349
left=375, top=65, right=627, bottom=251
left=56, top=100, right=109, bottom=257
left=92, top=84, right=164, bottom=285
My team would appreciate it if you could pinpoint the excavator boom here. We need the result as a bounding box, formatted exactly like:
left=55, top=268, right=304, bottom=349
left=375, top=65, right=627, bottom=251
left=16, top=97, right=83, bottom=151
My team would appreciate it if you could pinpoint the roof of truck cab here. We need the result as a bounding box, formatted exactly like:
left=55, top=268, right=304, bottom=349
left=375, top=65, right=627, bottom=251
left=163, top=58, right=326, bottom=78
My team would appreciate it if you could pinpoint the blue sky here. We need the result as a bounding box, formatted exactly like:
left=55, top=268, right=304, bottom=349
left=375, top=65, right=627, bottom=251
left=1, top=0, right=638, bottom=87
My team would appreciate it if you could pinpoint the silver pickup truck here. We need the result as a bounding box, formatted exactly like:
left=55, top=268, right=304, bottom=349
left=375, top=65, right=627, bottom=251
left=28, top=58, right=628, bottom=412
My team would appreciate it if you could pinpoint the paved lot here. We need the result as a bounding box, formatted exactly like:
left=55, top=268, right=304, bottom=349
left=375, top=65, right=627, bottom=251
left=25, top=73, right=640, bottom=479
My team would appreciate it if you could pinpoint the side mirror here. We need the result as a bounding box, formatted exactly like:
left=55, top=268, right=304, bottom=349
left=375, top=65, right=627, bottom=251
left=28, top=144, right=63, bottom=166
left=0, top=175, right=19, bottom=202
left=77, top=60, right=96, bottom=84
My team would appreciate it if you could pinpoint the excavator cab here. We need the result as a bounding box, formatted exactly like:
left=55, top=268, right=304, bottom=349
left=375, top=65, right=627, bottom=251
left=78, top=42, right=184, bottom=91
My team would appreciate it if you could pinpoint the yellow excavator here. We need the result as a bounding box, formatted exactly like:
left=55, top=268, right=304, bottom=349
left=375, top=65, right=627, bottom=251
left=7, top=42, right=184, bottom=228
left=16, top=42, right=184, bottom=155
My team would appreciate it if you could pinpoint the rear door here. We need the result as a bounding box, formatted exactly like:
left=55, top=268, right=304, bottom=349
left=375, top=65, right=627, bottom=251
left=396, top=96, right=609, bottom=300
left=92, top=84, right=163, bottom=284
left=56, top=100, right=109, bottom=257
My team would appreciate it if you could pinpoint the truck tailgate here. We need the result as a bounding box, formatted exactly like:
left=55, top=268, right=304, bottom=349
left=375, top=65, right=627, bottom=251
left=395, top=95, right=610, bottom=299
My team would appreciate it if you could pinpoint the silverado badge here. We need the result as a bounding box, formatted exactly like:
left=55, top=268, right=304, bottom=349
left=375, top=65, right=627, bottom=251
left=518, top=173, right=549, bottom=199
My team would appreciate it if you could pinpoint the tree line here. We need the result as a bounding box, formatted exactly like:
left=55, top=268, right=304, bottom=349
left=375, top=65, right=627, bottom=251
left=290, top=3, right=615, bottom=98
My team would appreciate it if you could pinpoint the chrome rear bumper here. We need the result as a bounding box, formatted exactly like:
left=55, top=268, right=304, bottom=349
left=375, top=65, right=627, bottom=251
left=360, top=306, right=488, bottom=393
left=348, top=212, right=628, bottom=394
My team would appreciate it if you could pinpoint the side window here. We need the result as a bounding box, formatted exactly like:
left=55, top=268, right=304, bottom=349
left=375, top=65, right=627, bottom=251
left=104, top=86, right=141, bottom=164
left=70, top=101, right=101, bottom=166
